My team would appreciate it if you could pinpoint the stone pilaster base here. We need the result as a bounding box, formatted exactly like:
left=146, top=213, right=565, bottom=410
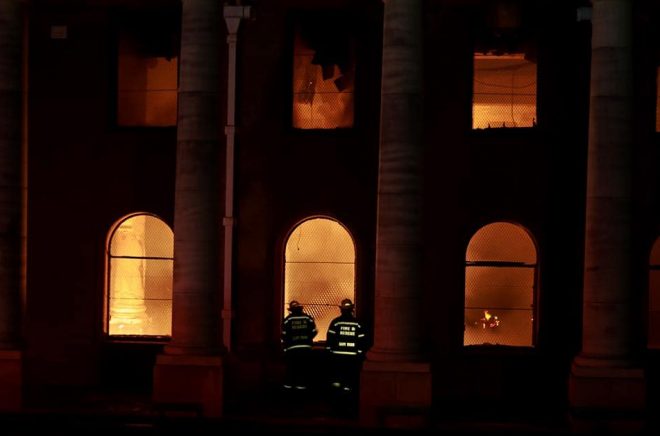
left=569, top=360, right=645, bottom=433
left=0, top=350, right=22, bottom=411
left=153, top=354, right=223, bottom=417
left=360, top=360, right=432, bottom=428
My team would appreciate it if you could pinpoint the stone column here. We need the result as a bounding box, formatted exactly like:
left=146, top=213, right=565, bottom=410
left=0, top=0, right=23, bottom=412
left=569, top=0, right=644, bottom=430
left=153, top=0, right=223, bottom=417
left=360, top=0, right=431, bottom=427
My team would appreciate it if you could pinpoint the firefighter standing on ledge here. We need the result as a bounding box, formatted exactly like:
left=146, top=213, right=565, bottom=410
left=326, top=298, right=366, bottom=392
left=281, top=300, right=317, bottom=391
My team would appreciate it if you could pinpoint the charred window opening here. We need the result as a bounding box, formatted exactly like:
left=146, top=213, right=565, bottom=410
left=648, top=238, right=660, bottom=348
left=292, top=13, right=355, bottom=129
left=116, top=8, right=180, bottom=127
left=472, top=2, right=537, bottom=129
left=106, top=214, right=173, bottom=338
left=464, top=222, right=538, bottom=347
left=284, top=217, right=356, bottom=342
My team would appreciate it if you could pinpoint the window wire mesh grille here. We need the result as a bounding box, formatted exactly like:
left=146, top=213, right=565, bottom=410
left=473, top=53, right=537, bottom=129
left=649, top=237, right=660, bottom=348
left=284, top=218, right=356, bottom=342
left=108, top=214, right=173, bottom=337
left=466, top=222, right=536, bottom=263
left=292, top=20, right=355, bottom=129
left=464, top=222, right=537, bottom=347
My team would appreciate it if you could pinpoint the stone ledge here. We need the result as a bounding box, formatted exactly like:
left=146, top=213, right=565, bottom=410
left=156, top=353, right=222, bottom=367
left=571, top=362, right=643, bottom=379
left=362, top=360, right=430, bottom=373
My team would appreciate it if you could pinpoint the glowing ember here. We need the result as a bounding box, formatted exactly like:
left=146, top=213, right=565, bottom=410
left=480, top=310, right=500, bottom=329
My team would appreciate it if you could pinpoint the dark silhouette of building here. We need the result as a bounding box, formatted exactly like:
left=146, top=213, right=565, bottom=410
left=0, top=0, right=658, bottom=433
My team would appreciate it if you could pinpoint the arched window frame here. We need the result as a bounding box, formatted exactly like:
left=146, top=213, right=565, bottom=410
left=282, top=215, right=357, bottom=343
left=104, top=212, right=174, bottom=340
left=464, top=221, right=539, bottom=348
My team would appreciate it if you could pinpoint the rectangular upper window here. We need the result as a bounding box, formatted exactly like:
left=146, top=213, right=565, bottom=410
left=116, top=9, right=179, bottom=127
left=472, top=1, right=538, bottom=130
left=473, top=52, right=537, bottom=129
left=292, top=13, right=355, bottom=129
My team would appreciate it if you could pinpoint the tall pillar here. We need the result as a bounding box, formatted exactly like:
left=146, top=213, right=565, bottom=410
left=360, top=0, right=431, bottom=427
left=153, top=0, right=223, bottom=417
left=569, top=0, right=644, bottom=431
left=0, top=0, right=24, bottom=412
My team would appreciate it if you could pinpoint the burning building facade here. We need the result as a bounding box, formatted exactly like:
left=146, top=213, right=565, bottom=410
left=0, top=0, right=658, bottom=430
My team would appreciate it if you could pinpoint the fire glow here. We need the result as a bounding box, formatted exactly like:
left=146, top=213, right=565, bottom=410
left=292, top=22, right=354, bottom=129
left=107, top=214, right=173, bottom=337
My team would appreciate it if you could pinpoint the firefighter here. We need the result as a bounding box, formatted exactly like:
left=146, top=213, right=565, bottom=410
left=281, top=300, right=317, bottom=391
left=326, top=298, right=366, bottom=392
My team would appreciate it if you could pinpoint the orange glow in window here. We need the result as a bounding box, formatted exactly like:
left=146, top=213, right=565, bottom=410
left=464, top=222, right=537, bottom=347
left=292, top=23, right=355, bottom=129
left=284, top=217, right=355, bottom=341
left=473, top=53, right=536, bottom=129
left=117, top=33, right=178, bottom=127
left=107, top=214, right=173, bottom=337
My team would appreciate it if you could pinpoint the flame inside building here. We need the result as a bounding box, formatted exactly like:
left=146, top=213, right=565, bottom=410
left=481, top=310, right=500, bottom=329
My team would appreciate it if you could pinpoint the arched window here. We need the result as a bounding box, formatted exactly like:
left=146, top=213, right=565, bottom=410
left=648, top=237, right=660, bottom=348
left=284, top=217, right=356, bottom=342
left=106, top=213, right=173, bottom=338
left=464, top=222, right=538, bottom=347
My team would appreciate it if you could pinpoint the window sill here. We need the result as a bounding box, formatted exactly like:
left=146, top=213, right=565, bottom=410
left=288, top=126, right=357, bottom=136
left=470, top=125, right=539, bottom=138
left=104, top=335, right=171, bottom=345
left=462, top=344, right=536, bottom=356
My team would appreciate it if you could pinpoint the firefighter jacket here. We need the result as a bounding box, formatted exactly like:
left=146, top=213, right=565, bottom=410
left=326, top=313, right=366, bottom=357
left=281, top=312, right=317, bottom=352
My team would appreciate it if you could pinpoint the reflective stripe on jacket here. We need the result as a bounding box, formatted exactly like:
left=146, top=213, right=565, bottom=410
left=326, top=315, right=365, bottom=356
left=281, top=313, right=317, bottom=352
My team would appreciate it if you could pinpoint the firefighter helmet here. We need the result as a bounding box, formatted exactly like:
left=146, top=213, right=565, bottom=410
left=288, top=300, right=303, bottom=311
left=340, top=299, right=354, bottom=310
